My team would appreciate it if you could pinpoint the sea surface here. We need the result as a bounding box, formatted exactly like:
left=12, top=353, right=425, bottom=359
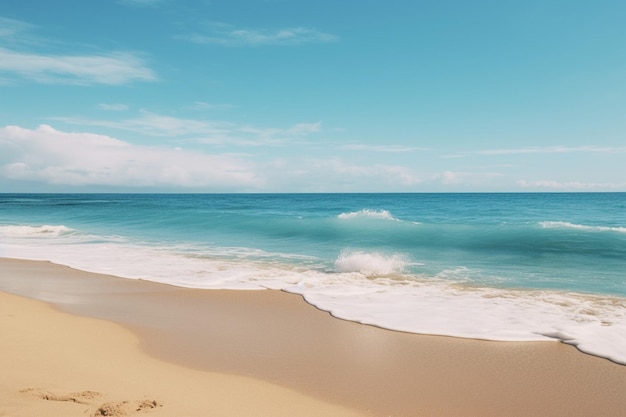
left=1, top=193, right=625, bottom=364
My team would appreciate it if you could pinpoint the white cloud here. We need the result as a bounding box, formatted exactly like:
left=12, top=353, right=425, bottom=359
left=0, top=125, right=425, bottom=192
left=0, top=47, right=157, bottom=85
left=181, top=24, right=338, bottom=47
left=0, top=125, right=261, bottom=189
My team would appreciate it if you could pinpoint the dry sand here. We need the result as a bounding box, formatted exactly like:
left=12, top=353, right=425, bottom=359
left=0, top=291, right=366, bottom=417
left=1, top=257, right=625, bottom=417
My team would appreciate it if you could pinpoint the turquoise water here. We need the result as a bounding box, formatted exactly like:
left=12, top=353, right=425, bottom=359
left=1, top=193, right=625, bottom=363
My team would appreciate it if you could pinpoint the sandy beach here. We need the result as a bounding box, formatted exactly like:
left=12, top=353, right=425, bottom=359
left=1, top=258, right=625, bottom=417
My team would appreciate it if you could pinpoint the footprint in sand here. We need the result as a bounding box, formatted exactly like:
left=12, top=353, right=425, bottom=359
left=20, top=388, right=161, bottom=416
left=94, top=400, right=161, bottom=416
left=19, top=388, right=102, bottom=404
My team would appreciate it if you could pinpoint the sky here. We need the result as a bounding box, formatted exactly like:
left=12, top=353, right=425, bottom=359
left=1, top=0, right=625, bottom=193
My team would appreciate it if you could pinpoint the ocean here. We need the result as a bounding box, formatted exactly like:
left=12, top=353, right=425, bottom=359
left=1, top=193, right=625, bottom=364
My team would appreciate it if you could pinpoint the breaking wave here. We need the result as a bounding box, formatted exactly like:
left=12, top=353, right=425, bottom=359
left=338, top=209, right=399, bottom=221
left=333, top=250, right=410, bottom=276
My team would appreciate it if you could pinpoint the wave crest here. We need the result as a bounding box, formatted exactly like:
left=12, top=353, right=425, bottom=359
left=338, top=209, right=398, bottom=221
left=540, top=221, right=626, bottom=233
left=334, top=250, right=409, bottom=276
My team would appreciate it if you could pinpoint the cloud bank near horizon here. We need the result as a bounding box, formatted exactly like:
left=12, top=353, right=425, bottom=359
left=0, top=125, right=260, bottom=190
left=0, top=124, right=428, bottom=192
left=1, top=124, right=623, bottom=193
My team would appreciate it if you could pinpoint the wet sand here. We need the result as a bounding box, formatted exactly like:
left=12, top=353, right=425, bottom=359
left=1, top=258, right=625, bottom=416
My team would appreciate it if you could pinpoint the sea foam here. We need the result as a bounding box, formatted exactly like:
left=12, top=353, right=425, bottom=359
left=288, top=278, right=626, bottom=364
left=0, top=224, right=75, bottom=237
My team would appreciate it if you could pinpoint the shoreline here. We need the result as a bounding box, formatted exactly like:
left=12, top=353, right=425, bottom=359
left=2, top=257, right=626, bottom=416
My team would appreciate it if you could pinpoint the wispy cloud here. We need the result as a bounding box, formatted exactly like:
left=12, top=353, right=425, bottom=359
left=517, top=179, right=626, bottom=190
left=0, top=16, right=35, bottom=41
left=0, top=47, right=157, bottom=85
left=238, top=122, right=321, bottom=139
left=297, top=158, right=423, bottom=189
left=0, top=125, right=260, bottom=189
left=190, top=101, right=234, bottom=111
left=445, top=145, right=626, bottom=158
left=52, top=111, right=321, bottom=146
left=431, top=170, right=503, bottom=185
left=99, top=103, right=130, bottom=111
left=53, top=111, right=227, bottom=137
left=0, top=15, right=157, bottom=85
left=181, top=23, right=338, bottom=47
left=341, top=144, right=430, bottom=153
left=477, top=145, right=626, bottom=155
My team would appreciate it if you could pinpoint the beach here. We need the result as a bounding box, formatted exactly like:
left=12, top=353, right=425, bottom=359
left=1, top=257, right=625, bottom=416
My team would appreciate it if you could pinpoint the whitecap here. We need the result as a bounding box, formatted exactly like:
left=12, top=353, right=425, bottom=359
left=337, top=209, right=399, bottom=221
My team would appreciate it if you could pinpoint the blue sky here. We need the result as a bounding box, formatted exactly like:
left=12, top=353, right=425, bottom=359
left=1, top=0, right=625, bottom=192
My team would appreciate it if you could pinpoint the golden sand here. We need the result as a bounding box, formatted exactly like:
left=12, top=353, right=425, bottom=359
left=1, top=258, right=625, bottom=416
